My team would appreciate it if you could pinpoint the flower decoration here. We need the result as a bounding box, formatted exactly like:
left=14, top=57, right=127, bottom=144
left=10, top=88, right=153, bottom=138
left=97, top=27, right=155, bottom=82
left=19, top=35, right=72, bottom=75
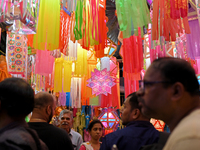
left=16, top=54, right=22, bottom=59
left=15, top=36, right=21, bottom=40
left=9, top=65, right=15, bottom=70
left=10, top=58, right=15, bottom=62
left=17, top=67, right=22, bottom=71
left=10, top=52, right=15, bottom=56
left=9, top=46, right=15, bottom=50
left=8, top=40, right=15, bottom=45
left=15, top=60, right=22, bottom=65
left=15, top=47, right=22, bottom=53
left=87, top=68, right=116, bottom=96
left=16, top=42, right=21, bottom=47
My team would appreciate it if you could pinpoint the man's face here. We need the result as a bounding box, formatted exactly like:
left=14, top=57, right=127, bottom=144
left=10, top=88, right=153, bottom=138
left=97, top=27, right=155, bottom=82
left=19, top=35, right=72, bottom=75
left=137, top=66, right=172, bottom=121
left=120, top=97, right=134, bottom=125
left=59, top=113, right=72, bottom=133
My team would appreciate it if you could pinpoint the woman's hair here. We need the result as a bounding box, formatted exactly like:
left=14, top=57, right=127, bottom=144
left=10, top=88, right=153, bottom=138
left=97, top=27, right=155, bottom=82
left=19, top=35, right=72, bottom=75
left=87, top=119, right=103, bottom=131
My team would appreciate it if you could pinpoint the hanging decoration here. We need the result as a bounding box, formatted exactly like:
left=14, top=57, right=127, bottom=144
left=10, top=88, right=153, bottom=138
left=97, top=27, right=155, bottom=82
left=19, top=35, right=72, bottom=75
left=186, top=19, right=200, bottom=59
left=59, top=7, right=71, bottom=55
left=94, top=0, right=108, bottom=58
left=32, top=0, right=60, bottom=50
left=74, top=44, right=88, bottom=77
left=71, top=77, right=82, bottom=108
left=54, top=56, right=72, bottom=93
left=35, top=50, right=54, bottom=76
left=87, top=68, right=116, bottom=96
left=152, top=0, right=190, bottom=41
left=106, top=0, right=119, bottom=45
left=98, top=107, right=120, bottom=135
left=6, top=32, right=27, bottom=78
left=115, top=0, right=151, bottom=38
left=81, top=49, right=97, bottom=106
left=0, top=0, right=40, bottom=34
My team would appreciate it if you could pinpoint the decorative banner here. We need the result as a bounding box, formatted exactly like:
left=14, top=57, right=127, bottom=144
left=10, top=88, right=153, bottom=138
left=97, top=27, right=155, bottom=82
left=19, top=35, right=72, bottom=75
left=87, top=68, right=116, bottom=96
left=6, top=32, right=27, bottom=78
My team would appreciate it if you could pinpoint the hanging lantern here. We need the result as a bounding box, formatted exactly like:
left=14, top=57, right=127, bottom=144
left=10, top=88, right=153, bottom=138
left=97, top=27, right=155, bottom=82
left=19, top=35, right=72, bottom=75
left=98, top=108, right=120, bottom=135
left=87, top=68, right=116, bottom=96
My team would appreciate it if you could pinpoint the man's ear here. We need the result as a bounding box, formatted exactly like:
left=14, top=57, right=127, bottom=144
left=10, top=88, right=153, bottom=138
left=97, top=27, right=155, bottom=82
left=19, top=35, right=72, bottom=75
left=171, top=82, right=184, bottom=102
left=46, top=105, right=51, bottom=115
left=132, top=109, right=140, bottom=120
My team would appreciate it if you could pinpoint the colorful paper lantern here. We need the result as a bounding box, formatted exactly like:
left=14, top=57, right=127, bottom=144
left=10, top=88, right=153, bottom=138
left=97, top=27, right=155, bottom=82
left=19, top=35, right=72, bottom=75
left=87, top=68, right=116, bottom=96
left=98, top=108, right=120, bottom=135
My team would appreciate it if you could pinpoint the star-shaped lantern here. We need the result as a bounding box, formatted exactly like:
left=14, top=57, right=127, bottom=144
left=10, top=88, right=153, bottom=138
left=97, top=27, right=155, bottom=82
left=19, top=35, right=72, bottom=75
left=87, top=68, right=116, bottom=96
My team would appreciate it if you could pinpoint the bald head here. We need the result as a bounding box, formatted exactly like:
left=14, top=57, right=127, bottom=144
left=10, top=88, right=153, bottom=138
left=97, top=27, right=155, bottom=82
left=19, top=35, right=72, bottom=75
left=34, top=92, right=54, bottom=109
left=30, top=92, right=55, bottom=123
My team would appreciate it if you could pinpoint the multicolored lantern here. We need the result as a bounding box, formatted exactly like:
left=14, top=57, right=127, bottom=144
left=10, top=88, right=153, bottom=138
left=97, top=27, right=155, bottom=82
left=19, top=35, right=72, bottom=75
left=98, top=108, right=120, bottom=135
left=87, top=68, right=116, bottom=96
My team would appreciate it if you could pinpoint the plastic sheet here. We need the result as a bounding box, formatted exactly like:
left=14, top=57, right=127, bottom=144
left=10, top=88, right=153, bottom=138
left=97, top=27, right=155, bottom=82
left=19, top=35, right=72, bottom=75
left=0, top=0, right=40, bottom=34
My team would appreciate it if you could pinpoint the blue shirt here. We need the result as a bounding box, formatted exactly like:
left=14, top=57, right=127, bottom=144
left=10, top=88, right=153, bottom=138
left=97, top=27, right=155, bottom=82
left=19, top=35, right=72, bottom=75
left=100, top=121, right=159, bottom=150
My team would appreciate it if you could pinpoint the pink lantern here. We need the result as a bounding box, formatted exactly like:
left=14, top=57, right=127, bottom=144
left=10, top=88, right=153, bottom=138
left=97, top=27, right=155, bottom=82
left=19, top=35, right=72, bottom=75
left=87, top=68, right=116, bottom=96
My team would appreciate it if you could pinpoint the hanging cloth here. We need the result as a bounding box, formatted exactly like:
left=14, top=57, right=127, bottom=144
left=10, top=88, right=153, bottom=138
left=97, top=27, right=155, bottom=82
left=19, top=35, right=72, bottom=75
left=6, top=32, right=27, bottom=77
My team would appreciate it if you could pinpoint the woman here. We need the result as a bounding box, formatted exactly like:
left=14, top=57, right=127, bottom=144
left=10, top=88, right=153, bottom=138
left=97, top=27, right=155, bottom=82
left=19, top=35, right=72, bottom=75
left=79, top=119, right=103, bottom=150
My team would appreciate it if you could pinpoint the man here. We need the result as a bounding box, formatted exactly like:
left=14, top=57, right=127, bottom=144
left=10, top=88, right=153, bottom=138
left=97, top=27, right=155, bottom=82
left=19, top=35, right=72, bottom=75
left=28, top=92, right=73, bottom=150
left=137, top=57, right=200, bottom=150
left=59, top=109, right=83, bottom=150
left=100, top=92, right=159, bottom=150
left=0, top=78, right=48, bottom=150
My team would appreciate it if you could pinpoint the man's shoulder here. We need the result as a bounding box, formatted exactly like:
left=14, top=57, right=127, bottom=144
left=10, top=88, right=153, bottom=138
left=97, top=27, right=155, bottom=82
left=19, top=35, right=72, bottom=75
left=163, top=110, right=200, bottom=149
left=28, top=122, right=69, bottom=138
left=71, top=129, right=82, bottom=137
left=104, top=129, right=125, bottom=139
left=0, top=125, right=48, bottom=150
